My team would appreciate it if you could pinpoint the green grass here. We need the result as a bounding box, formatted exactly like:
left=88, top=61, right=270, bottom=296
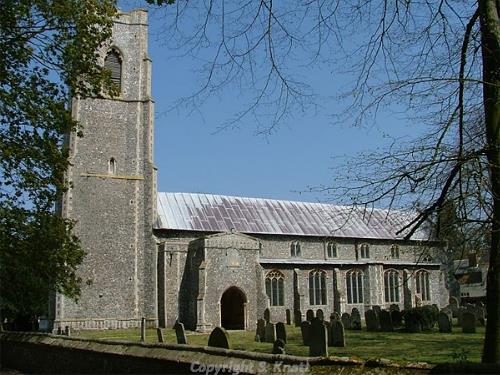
left=74, top=325, right=485, bottom=365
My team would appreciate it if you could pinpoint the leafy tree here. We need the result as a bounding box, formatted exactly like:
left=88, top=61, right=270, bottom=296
left=0, top=0, right=116, bottom=326
left=147, top=0, right=500, bottom=362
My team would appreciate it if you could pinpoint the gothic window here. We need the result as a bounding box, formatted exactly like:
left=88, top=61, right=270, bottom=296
left=265, top=270, right=284, bottom=306
left=384, top=270, right=400, bottom=303
left=346, top=269, right=364, bottom=304
left=416, top=270, right=431, bottom=301
left=360, top=243, right=370, bottom=258
left=104, top=49, right=122, bottom=91
left=291, top=241, right=301, bottom=257
left=391, top=244, right=400, bottom=259
left=108, top=157, right=116, bottom=174
left=309, top=270, right=327, bottom=305
left=327, top=242, right=337, bottom=258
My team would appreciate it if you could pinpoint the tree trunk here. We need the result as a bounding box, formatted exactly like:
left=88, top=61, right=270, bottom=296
left=480, top=0, right=500, bottom=364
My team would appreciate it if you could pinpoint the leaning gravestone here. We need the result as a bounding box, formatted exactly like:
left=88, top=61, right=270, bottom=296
left=156, top=328, right=165, bottom=343
left=294, top=310, right=302, bottom=327
left=331, top=320, right=346, bottom=347
left=309, top=317, right=328, bottom=357
left=174, top=321, right=187, bottom=344
left=208, top=327, right=231, bottom=349
left=264, top=308, right=271, bottom=323
left=256, top=319, right=266, bottom=342
left=286, top=309, right=291, bottom=325
left=379, top=310, right=393, bottom=332
left=341, top=313, right=351, bottom=330
left=265, top=322, right=277, bottom=343
left=438, top=312, right=452, bottom=333
left=365, top=309, right=380, bottom=331
left=276, top=322, right=287, bottom=343
left=461, top=312, right=476, bottom=334
left=391, top=310, right=403, bottom=328
left=316, top=309, right=324, bottom=321
left=272, top=339, right=286, bottom=354
left=350, top=309, right=362, bottom=330
left=306, top=309, right=314, bottom=322
left=300, top=321, right=311, bottom=346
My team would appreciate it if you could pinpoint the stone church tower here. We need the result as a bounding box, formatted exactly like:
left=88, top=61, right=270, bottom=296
left=51, top=10, right=157, bottom=330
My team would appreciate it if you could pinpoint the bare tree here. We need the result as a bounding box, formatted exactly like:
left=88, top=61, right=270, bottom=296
left=147, top=0, right=500, bottom=362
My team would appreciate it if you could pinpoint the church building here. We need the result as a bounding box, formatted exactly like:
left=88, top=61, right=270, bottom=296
left=50, top=10, right=449, bottom=332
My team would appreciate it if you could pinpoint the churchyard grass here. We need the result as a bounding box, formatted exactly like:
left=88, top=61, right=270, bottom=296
left=75, top=324, right=484, bottom=364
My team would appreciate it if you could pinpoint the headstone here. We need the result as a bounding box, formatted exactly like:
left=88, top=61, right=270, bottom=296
left=286, top=309, right=291, bottom=325
left=389, top=304, right=400, bottom=311
left=57, top=326, right=62, bottom=335
left=174, top=321, right=187, bottom=344
left=330, top=320, right=346, bottom=347
left=272, top=339, right=286, bottom=355
left=461, top=312, right=476, bottom=333
left=309, top=317, right=328, bottom=357
left=276, top=322, right=287, bottom=343
left=438, top=312, right=452, bottom=333
left=329, top=312, right=340, bottom=322
left=306, top=309, right=314, bottom=322
left=365, top=309, right=380, bottom=331
left=256, top=319, right=266, bottom=342
left=64, top=326, right=71, bottom=336
left=379, top=310, right=393, bottom=332
left=208, top=327, right=231, bottom=349
left=350, top=309, right=362, bottom=330
left=294, top=310, right=302, bottom=327
left=323, top=321, right=332, bottom=346
left=265, top=322, right=277, bottom=343
left=341, top=313, right=351, bottom=330
left=254, top=334, right=261, bottom=342
left=391, top=310, right=403, bottom=328
left=372, top=305, right=381, bottom=316
left=316, top=309, right=324, bottom=321
left=140, top=317, right=146, bottom=342
left=264, top=308, right=271, bottom=323
left=449, top=296, right=460, bottom=318
left=300, top=321, right=311, bottom=346
left=156, top=328, right=164, bottom=343
left=457, top=307, right=467, bottom=326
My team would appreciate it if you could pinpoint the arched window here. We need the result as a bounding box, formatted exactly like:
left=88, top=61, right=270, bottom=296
left=346, top=269, right=364, bottom=304
left=360, top=243, right=370, bottom=258
left=108, top=157, right=116, bottom=174
left=104, top=49, right=122, bottom=91
left=291, top=241, right=301, bottom=257
left=384, top=270, right=400, bottom=303
left=391, top=244, right=399, bottom=259
left=416, top=270, right=431, bottom=301
left=265, top=270, right=284, bottom=306
left=309, top=270, right=327, bottom=305
left=327, top=242, right=337, bottom=258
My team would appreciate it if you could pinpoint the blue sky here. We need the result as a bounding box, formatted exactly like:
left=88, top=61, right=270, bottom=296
left=121, top=1, right=416, bottom=203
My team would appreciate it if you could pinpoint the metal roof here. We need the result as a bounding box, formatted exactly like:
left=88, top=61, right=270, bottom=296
left=155, top=192, right=432, bottom=241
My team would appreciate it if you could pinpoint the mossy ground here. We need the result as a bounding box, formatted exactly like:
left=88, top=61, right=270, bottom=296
left=75, top=323, right=484, bottom=365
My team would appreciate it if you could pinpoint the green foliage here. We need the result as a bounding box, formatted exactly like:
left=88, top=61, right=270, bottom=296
left=403, top=306, right=439, bottom=333
left=0, top=0, right=116, bottom=320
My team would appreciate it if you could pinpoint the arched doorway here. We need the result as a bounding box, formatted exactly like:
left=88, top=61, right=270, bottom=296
left=220, top=287, right=246, bottom=330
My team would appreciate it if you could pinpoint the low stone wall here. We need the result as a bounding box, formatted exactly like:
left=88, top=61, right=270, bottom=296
left=0, top=332, right=433, bottom=374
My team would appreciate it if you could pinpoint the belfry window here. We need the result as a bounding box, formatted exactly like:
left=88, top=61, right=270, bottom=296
left=309, top=269, right=327, bottom=305
left=416, top=270, right=431, bottom=301
left=265, top=270, right=284, bottom=306
left=384, top=270, right=400, bottom=303
left=391, top=244, right=400, bottom=259
left=327, top=242, right=337, bottom=258
left=104, top=49, right=122, bottom=91
left=346, top=269, right=364, bottom=304
left=360, top=243, right=370, bottom=258
left=108, top=157, right=116, bottom=174
left=291, top=241, right=301, bottom=257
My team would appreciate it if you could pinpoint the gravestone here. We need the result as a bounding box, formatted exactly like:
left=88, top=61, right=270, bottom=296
left=457, top=307, right=467, bottom=326
left=341, top=313, right=351, bottom=330
left=365, top=309, right=380, bottom=331
left=389, top=304, right=400, bottom=311
left=300, top=321, right=311, bottom=346
left=174, top=321, right=187, bottom=344
left=449, top=296, right=460, bottom=318
left=316, top=309, right=324, bottom=321
left=461, top=312, right=476, bottom=333
left=391, top=310, right=403, bottom=328
left=276, top=322, right=287, bottom=343
left=306, top=309, right=314, bottom=322
left=265, top=322, right=277, bottom=343
left=208, top=327, right=231, bottom=349
left=309, top=317, right=328, bottom=357
left=379, top=310, right=393, bottom=332
left=330, top=312, right=340, bottom=322
left=264, top=308, right=271, bottom=323
left=64, top=326, right=71, bottom=336
left=331, top=320, right=346, bottom=347
left=272, top=339, right=286, bottom=355
left=372, top=305, right=381, bottom=316
left=140, top=317, right=146, bottom=342
left=350, top=309, right=362, bottom=330
left=286, top=309, right=291, bottom=325
left=294, top=310, right=302, bottom=327
left=254, top=334, right=261, bottom=342
left=256, top=319, right=266, bottom=342
left=323, top=321, right=332, bottom=346
left=56, top=327, right=62, bottom=335
left=156, top=328, right=164, bottom=343
left=438, top=312, right=452, bottom=333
